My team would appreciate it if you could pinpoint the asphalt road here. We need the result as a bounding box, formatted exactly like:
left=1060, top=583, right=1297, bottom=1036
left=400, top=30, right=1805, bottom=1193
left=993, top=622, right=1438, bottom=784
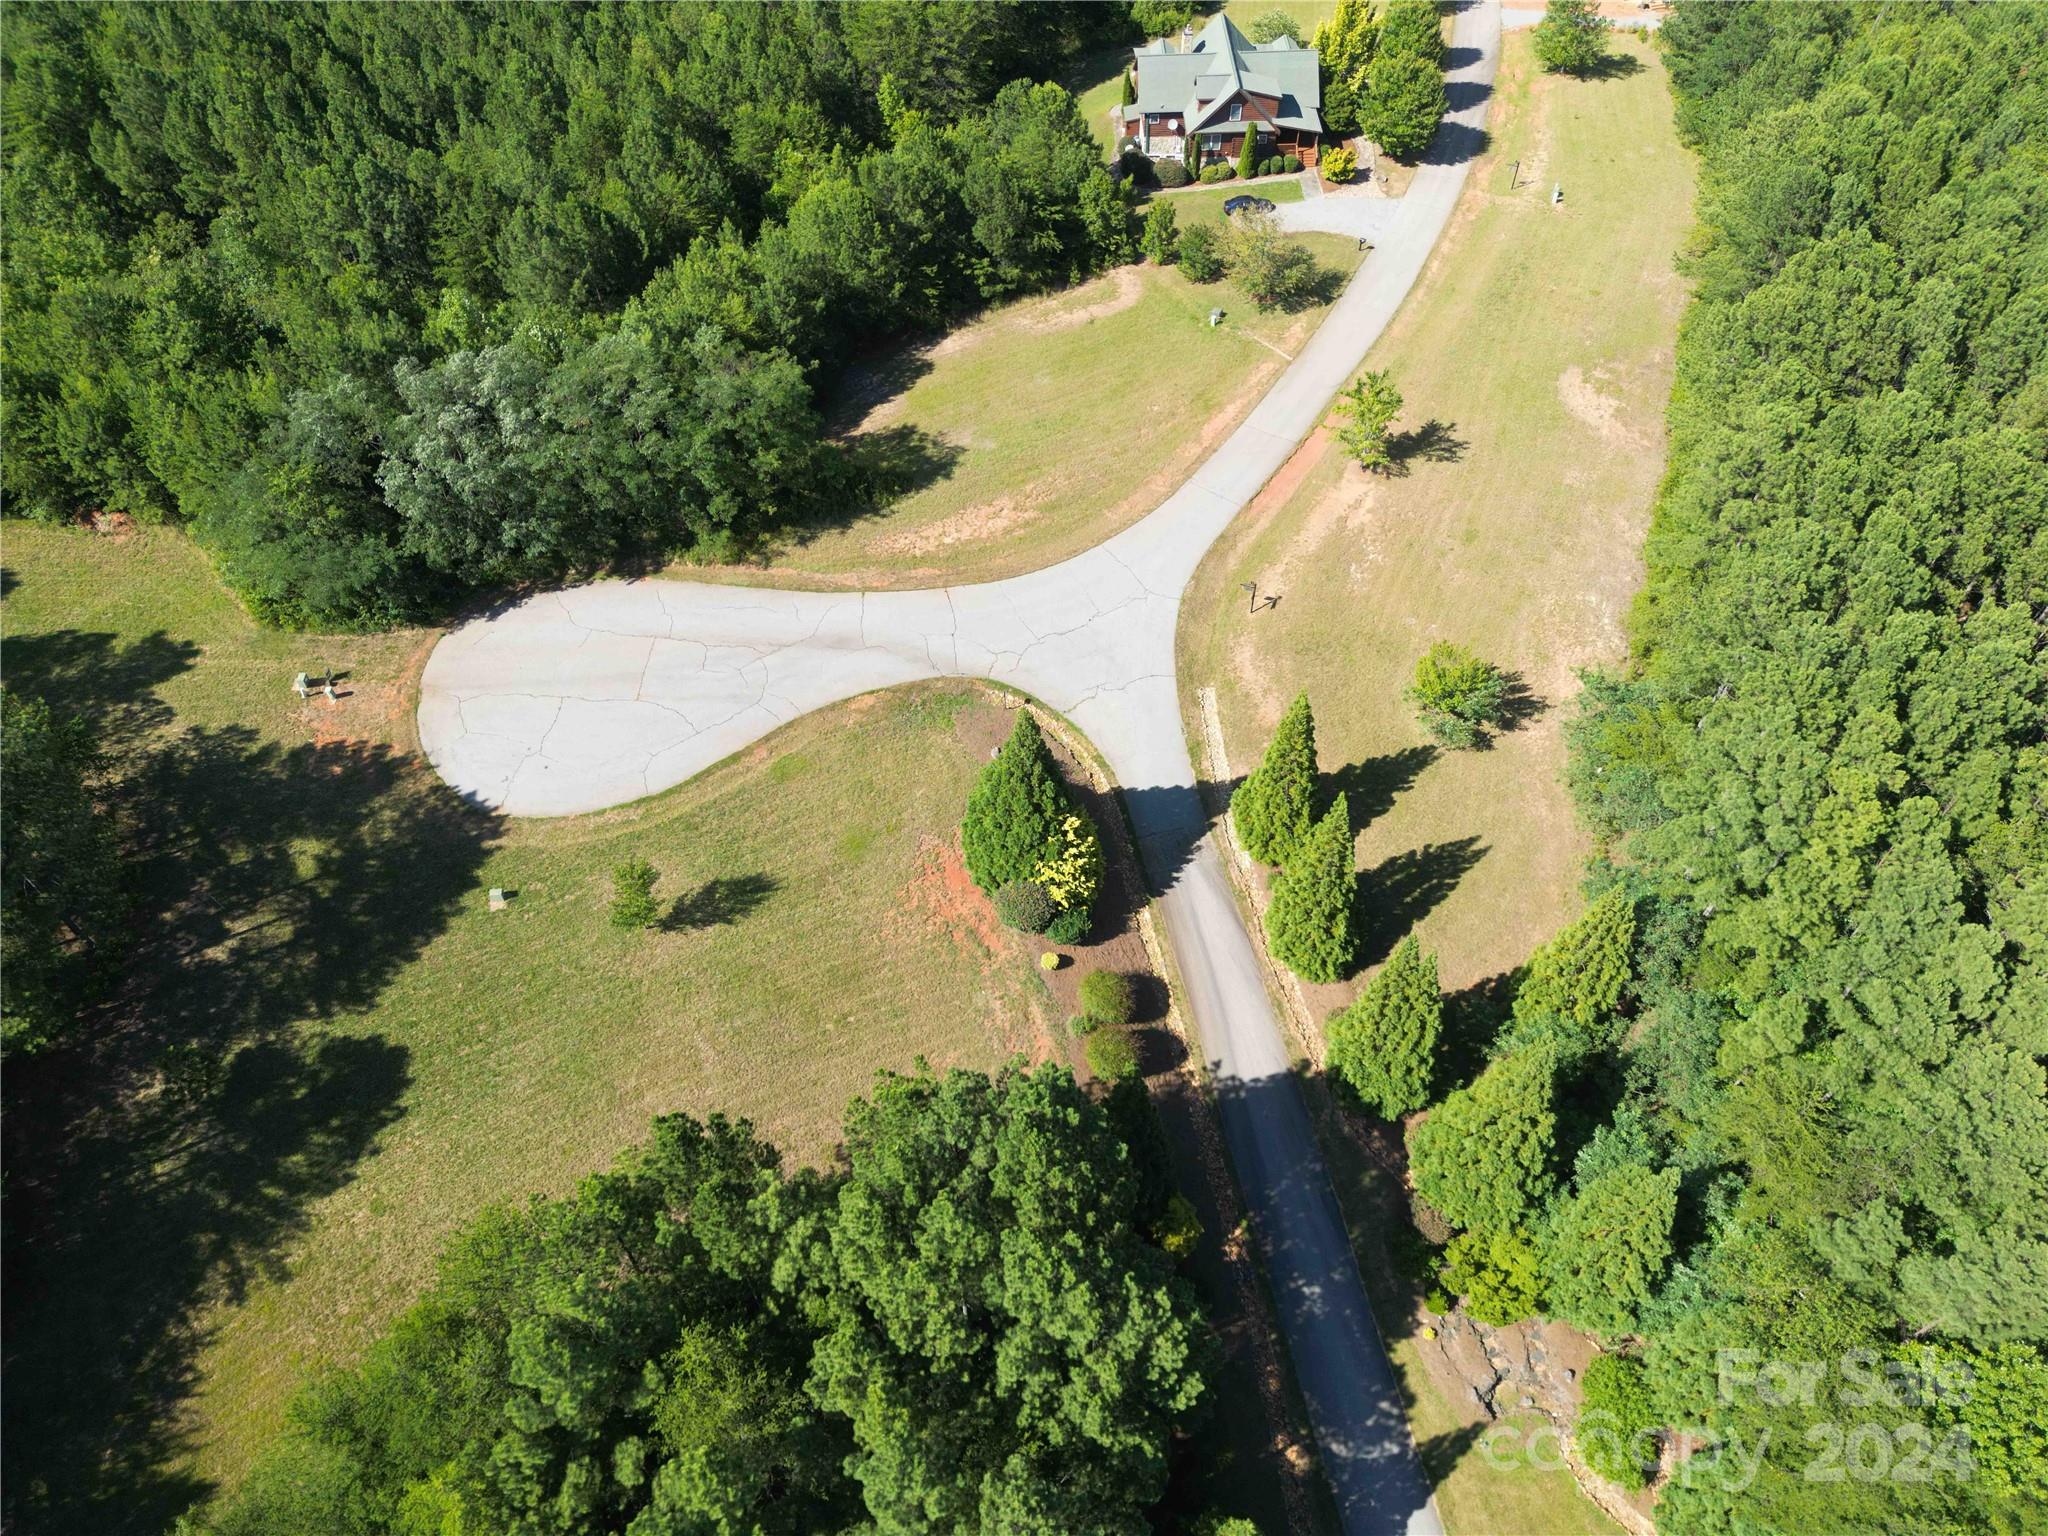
left=419, top=9, right=1500, bottom=1531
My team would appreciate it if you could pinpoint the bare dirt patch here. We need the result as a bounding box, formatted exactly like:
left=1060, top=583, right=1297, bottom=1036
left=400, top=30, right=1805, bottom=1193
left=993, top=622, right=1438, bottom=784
left=869, top=490, right=1047, bottom=558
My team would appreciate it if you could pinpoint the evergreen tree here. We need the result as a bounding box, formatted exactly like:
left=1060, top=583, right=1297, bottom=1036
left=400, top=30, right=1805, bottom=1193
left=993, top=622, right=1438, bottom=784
left=1533, top=0, right=1612, bottom=76
left=961, top=711, right=1069, bottom=894
left=1407, top=1039, right=1559, bottom=1234
left=1359, top=48, right=1445, bottom=160
left=1440, top=1227, right=1545, bottom=1326
left=1185, top=131, right=1204, bottom=177
left=1265, top=795, right=1359, bottom=984
left=1232, top=692, right=1318, bottom=865
left=1544, top=1164, right=1679, bottom=1336
left=1122, top=69, right=1136, bottom=107
left=1141, top=199, right=1180, bottom=264
left=1237, top=125, right=1259, bottom=181
left=1177, top=221, right=1223, bottom=281
left=1327, top=933, right=1441, bottom=1118
left=1509, top=886, right=1635, bottom=1056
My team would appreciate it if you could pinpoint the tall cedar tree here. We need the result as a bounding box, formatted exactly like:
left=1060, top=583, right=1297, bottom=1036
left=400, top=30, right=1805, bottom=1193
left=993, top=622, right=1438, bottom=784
left=961, top=711, right=1069, bottom=894
left=1327, top=933, right=1441, bottom=1118
left=1238, top=124, right=1259, bottom=181
left=1506, top=886, right=1635, bottom=1057
left=1264, top=795, right=1359, bottom=984
left=1406, top=1038, right=1559, bottom=1234
left=1232, top=692, right=1318, bottom=864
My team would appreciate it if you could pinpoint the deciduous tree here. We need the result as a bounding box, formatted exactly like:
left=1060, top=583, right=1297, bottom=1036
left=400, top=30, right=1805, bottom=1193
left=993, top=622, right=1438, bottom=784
left=1334, top=368, right=1402, bottom=470
left=1359, top=48, right=1445, bottom=160
left=1533, top=0, right=1612, bottom=76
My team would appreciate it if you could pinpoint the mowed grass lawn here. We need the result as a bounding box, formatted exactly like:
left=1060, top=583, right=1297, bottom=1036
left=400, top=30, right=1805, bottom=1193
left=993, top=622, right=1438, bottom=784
left=717, top=199, right=1362, bottom=589
left=1181, top=30, right=1688, bottom=1536
left=1185, top=28, right=1691, bottom=996
left=1, top=524, right=1055, bottom=1520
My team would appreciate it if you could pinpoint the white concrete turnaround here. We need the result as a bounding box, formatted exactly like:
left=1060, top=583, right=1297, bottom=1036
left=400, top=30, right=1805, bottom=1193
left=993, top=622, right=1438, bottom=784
left=421, top=9, right=1499, bottom=1533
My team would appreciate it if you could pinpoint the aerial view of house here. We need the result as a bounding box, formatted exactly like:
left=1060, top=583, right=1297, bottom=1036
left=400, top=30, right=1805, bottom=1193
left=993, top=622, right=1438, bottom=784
left=1122, top=13, right=1324, bottom=167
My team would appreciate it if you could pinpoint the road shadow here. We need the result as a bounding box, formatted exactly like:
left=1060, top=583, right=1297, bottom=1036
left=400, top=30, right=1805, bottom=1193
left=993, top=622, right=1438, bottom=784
left=1420, top=76, right=1494, bottom=168
left=2, top=629, right=499, bottom=1536
left=1355, top=835, right=1489, bottom=966
left=1326, top=745, right=1437, bottom=829
left=662, top=872, right=779, bottom=931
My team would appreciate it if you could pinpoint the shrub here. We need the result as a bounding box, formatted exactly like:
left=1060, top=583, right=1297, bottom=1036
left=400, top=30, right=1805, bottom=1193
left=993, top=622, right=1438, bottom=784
left=1322, top=144, right=1359, bottom=182
left=1119, top=148, right=1155, bottom=185
left=1410, top=1191, right=1455, bottom=1247
left=1046, top=904, right=1092, bottom=944
left=1282, top=153, right=1302, bottom=174
left=1155, top=1192, right=1203, bottom=1260
left=1198, top=163, right=1236, bottom=183
left=1079, top=968, right=1136, bottom=1027
left=994, top=878, right=1055, bottom=933
left=609, top=859, right=659, bottom=930
left=1237, top=129, right=1257, bottom=181
left=1040, top=951, right=1062, bottom=972
left=1262, top=156, right=1283, bottom=177
left=1408, top=642, right=1509, bottom=749
left=1178, top=222, right=1223, bottom=281
left=1142, top=200, right=1180, bottom=263
left=1032, top=812, right=1102, bottom=915
left=1577, top=1353, right=1659, bottom=1490
left=1154, top=158, right=1191, bottom=188
left=1441, top=1228, right=1545, bottom=1326
left=1068, top=1012, right=1098, bottom=1036
left=1086, top=1028, right=1140, bottom=1081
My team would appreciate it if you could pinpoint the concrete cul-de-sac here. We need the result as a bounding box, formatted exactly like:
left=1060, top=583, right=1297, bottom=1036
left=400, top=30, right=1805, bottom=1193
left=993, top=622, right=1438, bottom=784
left=419, top=10, right=1501, bottom=1533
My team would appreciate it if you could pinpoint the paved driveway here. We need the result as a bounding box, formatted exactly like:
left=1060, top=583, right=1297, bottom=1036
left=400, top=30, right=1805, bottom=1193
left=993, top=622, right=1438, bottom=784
left=420, top=8, right=1501, bottom=1531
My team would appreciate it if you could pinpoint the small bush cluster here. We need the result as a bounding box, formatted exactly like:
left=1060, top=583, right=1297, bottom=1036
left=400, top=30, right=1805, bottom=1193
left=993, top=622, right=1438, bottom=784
left=1154, top=158, right=1191, bottom=188
left=1282, top=153, right=1302, bottom=174
left=1177, top=223, right=1223, bottom=282
left=1198, top=163, right=1237, bottom=183
left=962, top=712, right=1101, bottom=941
left=1577, top=1353, right=1660, bottom=1490
left=994, top=878, right=1055, bottom=934
left=1086, top=1028, right=1139, bottom=1081
left=1407, top=642, right=1509, bottom=749
left=609, top=859, right=660, bottom=930
left=1079, top=969, right=1135, bottom=1027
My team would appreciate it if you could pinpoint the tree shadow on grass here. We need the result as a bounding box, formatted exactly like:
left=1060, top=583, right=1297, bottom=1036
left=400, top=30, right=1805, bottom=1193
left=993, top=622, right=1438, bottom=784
left=1573, top=49, right=1647, bottom=82
left=662, top=872, right=780, bottom=931
left=1384, top=418, right=1468, bottom=475
left=770, top=421, right=965, bottom=553
left=1327, top=744, right=1438, bottom=828
left=2, top=632, right=499, bottom=1536
left=1355, top=835, right=1489, bottom=967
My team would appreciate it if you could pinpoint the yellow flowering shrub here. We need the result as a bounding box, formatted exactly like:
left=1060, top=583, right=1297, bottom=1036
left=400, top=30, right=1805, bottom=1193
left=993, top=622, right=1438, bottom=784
left=1032, top=814, right=1102, bottom=912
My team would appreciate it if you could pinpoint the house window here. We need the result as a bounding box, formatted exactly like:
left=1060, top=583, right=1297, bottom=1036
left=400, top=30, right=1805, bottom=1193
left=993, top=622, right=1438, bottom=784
left=1229, top=103, right=1243, bottom=121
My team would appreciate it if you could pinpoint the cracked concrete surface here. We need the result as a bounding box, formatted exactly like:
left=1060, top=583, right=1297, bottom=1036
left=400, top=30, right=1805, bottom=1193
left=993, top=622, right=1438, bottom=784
left=419, top=10, right=1498, bottom=1534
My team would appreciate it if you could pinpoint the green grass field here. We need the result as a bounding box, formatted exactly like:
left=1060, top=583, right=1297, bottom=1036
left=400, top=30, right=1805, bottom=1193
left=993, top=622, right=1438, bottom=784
left=1, top=524, right=1061, bottom=1522
left=1181, top=29, right=1691, bottom=1536
left=721, top=225, right=1364, bottom=588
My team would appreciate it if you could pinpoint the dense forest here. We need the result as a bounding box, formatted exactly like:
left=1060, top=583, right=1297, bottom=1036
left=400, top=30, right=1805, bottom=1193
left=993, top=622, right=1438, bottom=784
left=192, top=1065, right=1210, bottom=1536
left=1, top=1, right=1136, bottom=626
left=1556, top=3, right=2048, bottom=1531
